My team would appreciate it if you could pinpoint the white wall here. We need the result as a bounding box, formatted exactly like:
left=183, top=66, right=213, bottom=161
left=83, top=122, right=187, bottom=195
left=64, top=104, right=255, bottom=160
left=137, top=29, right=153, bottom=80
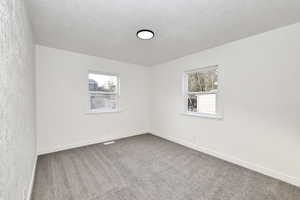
left=150, top=23, right=300, bottom=186
left=36, top=45, right=150, bottom=154
left=0, top=0, right=36, bottom=199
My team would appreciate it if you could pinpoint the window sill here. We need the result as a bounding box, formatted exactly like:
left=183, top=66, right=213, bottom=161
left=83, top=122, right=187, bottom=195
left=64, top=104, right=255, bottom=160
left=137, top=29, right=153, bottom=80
left=85, top=110, right=121, bottom=115
left=181, top=112, right=223, bottom=120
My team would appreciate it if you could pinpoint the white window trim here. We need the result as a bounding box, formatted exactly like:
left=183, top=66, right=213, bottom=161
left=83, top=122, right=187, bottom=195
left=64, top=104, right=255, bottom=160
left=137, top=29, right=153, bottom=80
left=182, top=65, right=223, bottom=119
left=87, top=70, right=120, bottom=114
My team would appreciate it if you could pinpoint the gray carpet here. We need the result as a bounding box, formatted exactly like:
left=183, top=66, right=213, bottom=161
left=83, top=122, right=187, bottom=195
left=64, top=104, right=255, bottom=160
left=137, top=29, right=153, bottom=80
left=32, top=134, right=300, bottom=200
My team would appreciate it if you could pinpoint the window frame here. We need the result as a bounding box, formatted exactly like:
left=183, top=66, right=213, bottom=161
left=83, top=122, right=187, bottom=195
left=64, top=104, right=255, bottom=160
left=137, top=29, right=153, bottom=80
left=87, top=70, right=120, bottom=114
left=183, top=65, right=222, bottom=119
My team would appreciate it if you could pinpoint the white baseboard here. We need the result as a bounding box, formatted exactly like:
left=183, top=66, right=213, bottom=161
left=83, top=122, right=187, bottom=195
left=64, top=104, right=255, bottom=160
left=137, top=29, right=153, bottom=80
left=37, top=133, right=146, bottom=155
left=151, top=133, right=300, bottom=187
left=27, top=154, right=37, bottom=200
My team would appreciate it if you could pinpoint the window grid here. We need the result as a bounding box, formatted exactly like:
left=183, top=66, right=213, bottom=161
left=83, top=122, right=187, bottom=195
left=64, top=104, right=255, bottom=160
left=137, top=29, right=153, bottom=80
left=184, top=66, right=219, bottom=116
left=88, top=71, right=120, bottom=113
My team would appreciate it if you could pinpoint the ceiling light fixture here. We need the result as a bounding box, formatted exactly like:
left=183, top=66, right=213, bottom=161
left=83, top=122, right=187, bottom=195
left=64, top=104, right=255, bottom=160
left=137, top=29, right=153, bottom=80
left=136, top=29, right=154, bottom=40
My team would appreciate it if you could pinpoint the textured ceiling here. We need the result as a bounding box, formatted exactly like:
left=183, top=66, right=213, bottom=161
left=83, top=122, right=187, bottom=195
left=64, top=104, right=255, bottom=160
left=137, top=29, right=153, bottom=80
left=27, top=0, right=300, bottom=66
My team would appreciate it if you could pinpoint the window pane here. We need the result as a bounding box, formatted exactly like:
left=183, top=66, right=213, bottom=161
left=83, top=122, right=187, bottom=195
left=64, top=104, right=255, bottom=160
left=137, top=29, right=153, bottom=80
left=89, top=73, right=117, bottom=92
left=187, top=94, right=198, bottom=112
left=90, top=94, right=117, bottom=111
left=188, top=69, right=217, bottom=92
left=187, top=94, right=216, bottom=114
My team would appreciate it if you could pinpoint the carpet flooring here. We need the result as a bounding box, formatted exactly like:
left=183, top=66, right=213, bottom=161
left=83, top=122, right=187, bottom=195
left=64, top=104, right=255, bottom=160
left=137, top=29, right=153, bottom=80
left=32, top=134, right=300, bottom=200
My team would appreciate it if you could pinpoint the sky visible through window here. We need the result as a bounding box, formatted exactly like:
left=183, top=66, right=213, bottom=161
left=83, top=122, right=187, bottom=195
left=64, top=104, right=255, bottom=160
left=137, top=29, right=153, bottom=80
left=88, top=73, right=117, bottom=89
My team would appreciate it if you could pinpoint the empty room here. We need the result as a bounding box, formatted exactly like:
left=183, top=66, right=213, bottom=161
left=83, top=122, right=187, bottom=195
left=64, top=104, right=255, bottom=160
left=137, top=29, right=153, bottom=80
left=1, top=0, right=300, bottom=199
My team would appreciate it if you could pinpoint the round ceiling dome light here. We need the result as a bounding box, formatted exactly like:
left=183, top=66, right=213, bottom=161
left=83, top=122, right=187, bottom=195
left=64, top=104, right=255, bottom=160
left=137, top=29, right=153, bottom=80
left=136, top=29, right=154, bottom=40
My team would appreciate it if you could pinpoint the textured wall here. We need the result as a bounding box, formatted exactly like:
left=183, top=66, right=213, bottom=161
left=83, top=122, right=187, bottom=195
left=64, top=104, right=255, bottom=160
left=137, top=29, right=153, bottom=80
left=0, top=0, right=36, bottom=200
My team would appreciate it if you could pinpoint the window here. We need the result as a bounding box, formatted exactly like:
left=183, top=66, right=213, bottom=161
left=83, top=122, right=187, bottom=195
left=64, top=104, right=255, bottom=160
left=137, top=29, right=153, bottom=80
left=88, top=72, right=119, bottom=113
left=183, top=66, right=220, bottom=118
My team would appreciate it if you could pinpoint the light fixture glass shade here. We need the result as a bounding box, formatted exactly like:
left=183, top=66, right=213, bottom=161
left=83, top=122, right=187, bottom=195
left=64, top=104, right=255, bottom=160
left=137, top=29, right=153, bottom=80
left=137, top=30, right=154, bottom=40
